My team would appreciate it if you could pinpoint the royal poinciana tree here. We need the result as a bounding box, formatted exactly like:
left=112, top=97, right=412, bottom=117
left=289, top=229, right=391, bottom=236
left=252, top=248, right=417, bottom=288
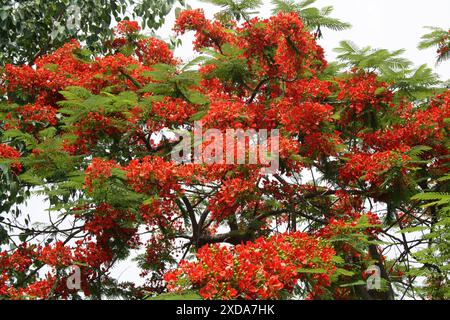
left=0, top=0, right=449, bottom=300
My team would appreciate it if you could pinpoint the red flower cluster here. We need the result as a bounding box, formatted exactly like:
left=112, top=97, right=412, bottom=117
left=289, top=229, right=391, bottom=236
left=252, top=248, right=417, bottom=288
left=208, top=177, right=257, bottom=221
left=125, top=156, right=181, bottom=195
left=111, top=20, right=177, bottom=67
left=22, top=276, right=57, bottom=299
left=175, top=9, right=233, bottom=51
left=0, top=143, right=23, bottom=173
left=2, top=38, right=154, bottom=108
left=337, top=71, right=393, bottom=115
left=202, top=97, right=259, bottom=130
left=136, top=37, right=177, bottom=66
left=115, top=20, right=141, bottom=36
left=164, top=232, right=336, bottom=300
left=317, top=213, right=381, bottom=239
left=0, top=244, right=36, bottom=273
left=339, top=150, right=411, bottom=187
left=238, top=13, right=326, bottom=79
left=0, top=245, right=55, bottom=299
left=17, top=104, right=58, bottom=132
left=140, top=236, right=173, bottom=274
left=84, top=158, right=120, bottom=192
left=174, top=9, right=208, bottom=33
left=278, top=100, right=333, bottom=134
left=72, top=240, right=113, bottom=269
left=361, top=95, right=450, bottom=155
left=176, top=11, right=325, bottom=80
left=0, top=238, right=117, bottom=299
left=330, top=190, right=364, bottom=219
left=148, top=97, right=197, bottom=130
left=302, top=131, right=343, bottom=158
left=436, top=30, right=450, bottom=58
left=68, top=112, right=124, bottom=155
left=39, top=241, right=74, bottom=268
left=83, top=203, right=139, bottom=251
left=284, top=78, right=332, bottom=101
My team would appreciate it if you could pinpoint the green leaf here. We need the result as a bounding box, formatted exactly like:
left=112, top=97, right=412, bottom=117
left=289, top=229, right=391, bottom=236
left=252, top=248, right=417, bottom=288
left=2, top=129, right=36, bottom=148
left=397, top=226, right=428, bottom=234
left=183, top=90, right=209, bottom=105
left=297, top=268, right=327, bottom=274
left=147, top=291, right=202, bottom=300
left=189, top=109, right=209, bottom=121
left=19, top=172, right=45, bottom=185
left=340, top=280, right=366, bottom=287
left=331, top=256, right=345, bottom=264
left=335, top=268, right=355, bottom=277
left=38, top=127, right=57, bottom=139
left=111, top=168, right=127, bottom=180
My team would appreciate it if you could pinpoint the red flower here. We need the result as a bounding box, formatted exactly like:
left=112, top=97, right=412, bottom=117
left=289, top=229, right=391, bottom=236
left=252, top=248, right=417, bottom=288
left=115, top=20, right=141, bottom=36
left=339, top=150, right=411, bottom=187
left=136, top=37, right=177, bottom=66
left=337, top=71, right=393, bottom=116
left=174, top=9, right=208, bottom=34
left=18, top=104, right=58, bottom=131
left=0, top=144, right=22, bottom=173
left=84, top=158, right=120, bottom=192
left=164, top=233, right=336, bottom=300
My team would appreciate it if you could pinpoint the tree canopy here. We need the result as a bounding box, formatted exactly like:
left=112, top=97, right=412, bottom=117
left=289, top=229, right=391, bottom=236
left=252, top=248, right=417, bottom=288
left=0, top=0, right=449, bottom=300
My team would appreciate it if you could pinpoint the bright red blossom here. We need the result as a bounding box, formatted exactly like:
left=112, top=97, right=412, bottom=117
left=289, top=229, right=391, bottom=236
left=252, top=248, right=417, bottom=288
left=0, top=143, right=22, bottom=173
left=115, top=20, right=141, bottom=36
left=340, top=150, right=411, bottom=187
left=84, top=158, right=120, bottom=192
left=165, top=232, right=336, bottom=300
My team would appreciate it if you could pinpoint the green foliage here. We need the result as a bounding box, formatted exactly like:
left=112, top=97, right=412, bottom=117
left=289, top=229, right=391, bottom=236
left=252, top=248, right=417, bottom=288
left=418, top=27, right=450, bottom=64
left=146, top=291, right=202, bottom=300
left=201, top=0, right=351, bottom=36
left=140, top=64, right=209, bottom=105
left=201, top=44, right=253, bottom=92
left=272, top=0, right=351, bottom=36
left=58, top=87, right=137, bottom=126
left=411, top=192, right=450, bottom=203
left=200, top=0, right=262, bottom=21
left=408, top=173, right=450, bottom=299
left=383, top=64, right=442, bottom=101
left=0, top=0, right=179, bottom=65
left=334, top=41, right=412, bottom=72
left=334, top=40, right=441, bottom=101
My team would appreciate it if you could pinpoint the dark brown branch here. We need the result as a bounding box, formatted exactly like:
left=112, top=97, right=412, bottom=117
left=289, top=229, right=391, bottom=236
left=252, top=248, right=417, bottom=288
left=181, top=196, right=199, bottom=242
left=197, top=230, right=255, bottom=246
left=246, top=78, right=269, bottom=104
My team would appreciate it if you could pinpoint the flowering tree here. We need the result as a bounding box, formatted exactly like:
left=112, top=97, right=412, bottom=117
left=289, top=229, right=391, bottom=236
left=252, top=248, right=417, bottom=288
left=0, top=0, right=449, bottom=300
left=0, top=0, right=180, bottom=65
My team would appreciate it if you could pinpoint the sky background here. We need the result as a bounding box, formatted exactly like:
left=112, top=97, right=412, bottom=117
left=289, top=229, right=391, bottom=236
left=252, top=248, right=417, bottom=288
left=20, top=0, right=450, bottom=287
